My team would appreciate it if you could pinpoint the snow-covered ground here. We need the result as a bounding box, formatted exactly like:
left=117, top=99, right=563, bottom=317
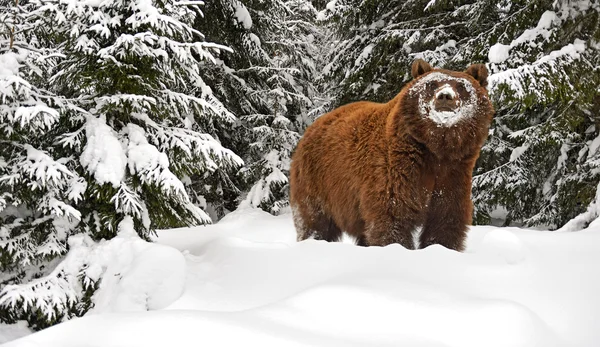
left=2, top=207, right=600, bottom=347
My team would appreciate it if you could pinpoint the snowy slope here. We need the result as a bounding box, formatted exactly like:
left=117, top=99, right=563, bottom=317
left=3, top=207, right=600, bottom=347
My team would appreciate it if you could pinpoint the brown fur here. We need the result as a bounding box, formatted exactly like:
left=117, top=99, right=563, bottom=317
left=290, top=60, right=494, bottom=251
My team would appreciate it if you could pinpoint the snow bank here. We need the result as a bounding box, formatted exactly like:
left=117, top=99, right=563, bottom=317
left=86, top=217, right=186, bottom=313
left=0, top=322, right=31, bottom=345
left=5, top=207, right=600, bottom=346
left=0, top=217, right=186, bottom=325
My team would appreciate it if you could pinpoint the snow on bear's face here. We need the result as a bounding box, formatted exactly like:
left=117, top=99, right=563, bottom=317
left=408, top=72, right=479, bottom=127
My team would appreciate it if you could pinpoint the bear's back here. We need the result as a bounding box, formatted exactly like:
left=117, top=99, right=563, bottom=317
left=299, top=99, right=392, bottom=149
left=294, top=99, right=392, bottom=174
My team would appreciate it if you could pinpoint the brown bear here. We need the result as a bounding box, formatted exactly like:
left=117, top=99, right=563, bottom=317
left=289, top=59, right=494, bottom=251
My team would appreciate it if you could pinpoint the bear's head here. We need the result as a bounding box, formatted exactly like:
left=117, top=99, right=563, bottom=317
left=397, top=59, right=494, bottom=159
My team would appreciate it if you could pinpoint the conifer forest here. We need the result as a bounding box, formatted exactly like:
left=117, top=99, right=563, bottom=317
left=0, top=0, right=599, bottom=341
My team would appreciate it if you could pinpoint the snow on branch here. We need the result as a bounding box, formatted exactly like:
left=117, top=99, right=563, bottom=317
left=19, top=145, right=75, bottom=190
left=173, top=1, right=204, bottom=6
left=558, top=182, right=600, bottom=232
left=131, top=112, right=243, bottom=171
left=110, top=184, right=144, bottom=219
left=80, top=115, right=127, bottom=188
left=12, top=105, right=60, bottom=130
left=124, top=123, right=189, bottom=198
left=488, top=39, right=586, bottom=101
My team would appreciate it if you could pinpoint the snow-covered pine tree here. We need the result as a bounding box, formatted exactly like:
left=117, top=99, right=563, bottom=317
left=469, top=1, right=600, bottom=229
left=319, top=0, right=600, bottom=229
left=0, top=0, right=86, bottom=327
left=0, top=0, right=242, bottom=328
left=194, top=0, right=324, bottom=215
left=320, top=0, right=489, bottom=106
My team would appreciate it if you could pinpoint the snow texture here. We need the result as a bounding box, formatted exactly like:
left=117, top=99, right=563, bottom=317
left=4, top=207, right=600, bottom=347
left=409, top=72, right=478, bottom=127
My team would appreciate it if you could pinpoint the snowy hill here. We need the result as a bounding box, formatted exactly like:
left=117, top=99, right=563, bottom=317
left=2, top=207, right=600, bottom=347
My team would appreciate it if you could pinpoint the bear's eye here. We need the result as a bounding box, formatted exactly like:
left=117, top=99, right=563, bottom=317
left=456, top=82, right=466, bottom=94
left=426, top=81, right=436, bottom=90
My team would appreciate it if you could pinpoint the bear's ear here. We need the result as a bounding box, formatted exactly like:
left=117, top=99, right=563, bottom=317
left=411, top=59, right=433, bottom=79
left=465, top=64, right=489, bottom=88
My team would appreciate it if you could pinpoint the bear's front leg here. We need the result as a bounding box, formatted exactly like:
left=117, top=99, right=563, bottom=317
left=420, top=166, right=474, bottom=252
left=359, top=169, right=422, bottom=249
left=364, top=216, right=417, bottom=249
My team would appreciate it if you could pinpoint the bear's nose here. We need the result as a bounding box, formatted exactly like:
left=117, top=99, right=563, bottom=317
left=437, top=91, right=453, bottom=100
left=436, top=85, right=456, bottom=101
left=434, top=85, right=459, bottom=112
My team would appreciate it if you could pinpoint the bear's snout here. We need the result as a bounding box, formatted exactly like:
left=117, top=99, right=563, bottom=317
left=434, top=84, right=460, bottom=112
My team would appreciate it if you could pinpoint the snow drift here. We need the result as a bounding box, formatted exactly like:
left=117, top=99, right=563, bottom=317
left=3, top=207, right=600, bottom=347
